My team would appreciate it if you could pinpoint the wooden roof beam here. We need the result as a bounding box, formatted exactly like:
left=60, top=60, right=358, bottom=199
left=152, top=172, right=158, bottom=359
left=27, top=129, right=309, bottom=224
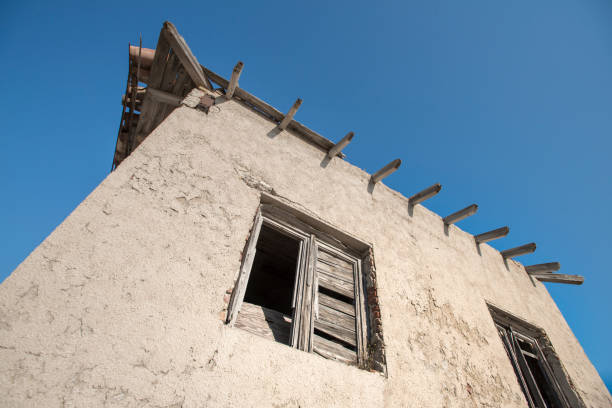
left=475, top=226, right=509, bottom=244
left=162, top=21, right=212, bottom=90
left=226, top=61, right=244, bottom=99
left=327, top=132, right=354, bottom=159
left=532, top=273, right=584, bottom=285
left=525, top=262, right=561, bottom=275
left=443, top=204, right=478, bottom=225
left=279, top=99, right=302, bottom=130
left=409, top=183, right=442, bottom=207
left=370, top=159, right=401, bottom=184
left=147, top=87, right=182, bottom=106
left=501, top=243, right=536, bottom=259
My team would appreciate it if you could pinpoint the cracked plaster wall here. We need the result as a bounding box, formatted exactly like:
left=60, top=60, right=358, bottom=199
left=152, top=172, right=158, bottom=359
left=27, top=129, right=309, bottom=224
left=0, top=94, right=610, bottom=407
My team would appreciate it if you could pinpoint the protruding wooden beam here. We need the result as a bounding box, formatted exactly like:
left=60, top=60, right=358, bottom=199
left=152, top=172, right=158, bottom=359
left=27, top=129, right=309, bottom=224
left=327, top=132, right=354, bottom=159
left=525, top=262, right=561, bottom=275
left=162, top=21, right=212, bottom=90
left=370, top=159, right=402, bottom=184
left=226, top=61, right=244, bottom=99
left=443, top=204, right=478, bottom=225
left=501, top=243, right=536, bottom=259
left=532, top=273, right=583, bottom=285
left=278, top=98, right=302, bottom=130
left=409, top=183, right=442, bottom=207
left=147, top=87, right=182, bottom=106
left=475, top=226, right=509, bottom=244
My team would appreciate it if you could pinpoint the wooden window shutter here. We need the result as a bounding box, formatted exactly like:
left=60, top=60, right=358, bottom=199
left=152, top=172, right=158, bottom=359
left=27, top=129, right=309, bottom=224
left=311, top=242, right=360, bottom=366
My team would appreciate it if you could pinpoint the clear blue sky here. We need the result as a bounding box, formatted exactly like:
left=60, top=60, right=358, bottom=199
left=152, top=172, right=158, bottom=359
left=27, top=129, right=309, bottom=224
left=1, top=0, right=610, bottom=392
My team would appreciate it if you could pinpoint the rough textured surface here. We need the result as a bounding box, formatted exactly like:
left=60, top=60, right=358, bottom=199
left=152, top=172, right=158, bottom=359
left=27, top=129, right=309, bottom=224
left=1, top=93, right=610, bottom=407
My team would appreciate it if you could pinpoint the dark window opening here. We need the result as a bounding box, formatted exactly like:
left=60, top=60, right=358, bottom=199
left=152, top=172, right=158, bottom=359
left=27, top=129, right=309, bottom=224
left=243, top=224, right=299, bottom=316
left=494, top=322, right=569, bottom=408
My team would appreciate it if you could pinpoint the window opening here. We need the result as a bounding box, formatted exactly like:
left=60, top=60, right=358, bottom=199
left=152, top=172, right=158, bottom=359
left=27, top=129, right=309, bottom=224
left=227, top=201, right=387, bottom=373
left=243, top=225, right=300, bottom=317
left=488, top=304, right=585, bottom=408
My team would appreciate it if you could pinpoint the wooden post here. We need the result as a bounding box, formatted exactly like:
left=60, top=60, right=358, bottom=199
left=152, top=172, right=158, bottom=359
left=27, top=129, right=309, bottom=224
left=162, top=21, right=212, bottom=90
left=408, top=183, right=442, bottom=207
left=370, top=159, right=401, bottom=184
left=525, top=262, right=561, bottom=275
left=474, top=226, right=509, bottom=244
left=443, top=204, right=478, bottom=225
left=226, top=61, right=244, bottom=99
left=532, top=274, right=583, bottom=285
left=327, top=132, right=354, bottom=159
left=501, top=243, right=536, bottom=259
left=279, top=98, right=302, bottom=130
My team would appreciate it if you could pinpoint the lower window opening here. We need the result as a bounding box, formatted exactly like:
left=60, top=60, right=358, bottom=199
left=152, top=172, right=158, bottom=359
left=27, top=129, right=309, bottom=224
left=237, top=224, right=299, bottom=345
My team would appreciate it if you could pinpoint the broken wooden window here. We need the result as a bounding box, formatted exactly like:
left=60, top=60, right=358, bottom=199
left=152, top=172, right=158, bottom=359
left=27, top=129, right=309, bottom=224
left=488, top=304, right=585, bottom=408
left=226, top=197, right=386, bottom=373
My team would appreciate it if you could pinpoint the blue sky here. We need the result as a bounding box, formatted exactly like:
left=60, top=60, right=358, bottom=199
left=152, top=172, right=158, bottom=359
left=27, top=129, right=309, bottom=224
left=1, top=0, right=610, bottom=392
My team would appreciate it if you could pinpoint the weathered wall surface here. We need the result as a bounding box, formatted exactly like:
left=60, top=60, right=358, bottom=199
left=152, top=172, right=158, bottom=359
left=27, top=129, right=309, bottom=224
left=1, top=93, right=610, bottom=407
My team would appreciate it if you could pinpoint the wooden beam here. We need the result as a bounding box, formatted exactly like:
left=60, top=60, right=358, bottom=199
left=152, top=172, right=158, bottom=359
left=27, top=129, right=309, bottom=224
left=525, top=262, right=561, bottom=275
left=370, top=159, right=401, bottom=184
left=279, top=98, right=302, bottom=130
left=443, top=204, right=478, bottom=225
left=501, top=243, right=536, bottom=259
left=475, top=226, right=509, bottom=244
left=226, top=61, right=244, bottom=99
left=162, top=21, right=212, bottom=90
left=408, top=183, right=442, bottom=207
left=327, top=132, right=354, bottom=159
left=532, top=273, right=584, bottom=285
left=147, top=87, right=182, bottom=106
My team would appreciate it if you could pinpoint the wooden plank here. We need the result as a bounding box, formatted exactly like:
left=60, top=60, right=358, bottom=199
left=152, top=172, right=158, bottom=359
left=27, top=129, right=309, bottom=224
left=279, top=98, right=303, bottom=130
left=475, top=226, right=509, bottom=244
left=532, top=273, right=584, bottom=285
left=525, top=262, right=560, bottom=275
left=235, top=302, right=291, bottom=345
left=313, top=333, right=357, bottom=365
left=318, top=249, right=354, bottom=271
left=327, top=132, right=354, bottom=159
left=370, top=159, right=401, bottom=184
left=162, top=21, right=212, bottom=90
left=227, top=211, right=263, bottom=324
left=501, top=243, right=536, bottom=259
left=298, top=234, right=317, bottom=352
left=408, top=183, right=442, bottom=207
left=318, top=292, right=355, bottom=317
left=171, top=66, right=193, bottom=97
left=443, top=204, right=478, bottom=225
left=226, top=61, right=244, bottom=99
left=317, top=251, right=354, bottom=283
left=318, top=304, right=356, bottom=332
left=316, top=263, right=353, bottom=285
left=314, top=319, right=357, bottom=347
left=318, top=270, right=355, bottom=299
left=148, top=28, right=171, bottom=89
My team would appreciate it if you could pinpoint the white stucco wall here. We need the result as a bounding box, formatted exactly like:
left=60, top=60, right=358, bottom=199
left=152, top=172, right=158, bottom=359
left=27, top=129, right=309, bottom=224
left=1, top=92, right=610, bottom=407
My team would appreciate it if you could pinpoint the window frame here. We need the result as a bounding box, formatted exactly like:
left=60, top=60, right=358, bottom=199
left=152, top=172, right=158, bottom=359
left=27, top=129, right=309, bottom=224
left=488, top=304, right=585, bottom=408
left=226, top=200, right=371, bottom=368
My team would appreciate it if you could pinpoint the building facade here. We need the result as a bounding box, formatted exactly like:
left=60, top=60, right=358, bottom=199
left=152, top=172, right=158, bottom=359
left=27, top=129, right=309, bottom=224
left=0, top=22, right=610, bottom=407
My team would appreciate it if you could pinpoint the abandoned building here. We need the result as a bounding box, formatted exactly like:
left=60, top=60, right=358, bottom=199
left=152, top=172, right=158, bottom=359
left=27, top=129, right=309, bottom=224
left=1, top=21, right=610, bottom=407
